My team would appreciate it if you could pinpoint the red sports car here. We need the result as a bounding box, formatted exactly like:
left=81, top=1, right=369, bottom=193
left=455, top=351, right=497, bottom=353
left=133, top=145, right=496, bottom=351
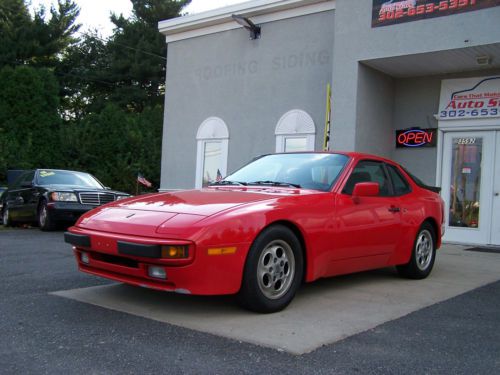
left=65, top=152, right=444, bottom=313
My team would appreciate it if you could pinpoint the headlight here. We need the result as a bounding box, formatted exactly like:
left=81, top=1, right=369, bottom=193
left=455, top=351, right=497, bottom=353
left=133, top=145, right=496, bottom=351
left=116, top=195, right=129, bottom=201
left=51, top=192, right=78, bottom=202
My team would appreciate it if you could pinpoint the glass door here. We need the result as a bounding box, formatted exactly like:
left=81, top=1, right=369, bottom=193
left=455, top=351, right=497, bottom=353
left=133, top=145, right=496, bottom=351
left=441, top=131, right=495, bottom=244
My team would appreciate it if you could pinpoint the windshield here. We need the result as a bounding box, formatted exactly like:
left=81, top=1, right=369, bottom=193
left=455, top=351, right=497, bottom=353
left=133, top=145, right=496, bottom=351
left=222, top=153, right=349, bottom=192
left=36, top=170, right=104, bottom=188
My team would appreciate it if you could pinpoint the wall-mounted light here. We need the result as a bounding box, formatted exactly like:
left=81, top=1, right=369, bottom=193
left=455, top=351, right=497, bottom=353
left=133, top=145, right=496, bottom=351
left=232, top=14, right=261, bottom=40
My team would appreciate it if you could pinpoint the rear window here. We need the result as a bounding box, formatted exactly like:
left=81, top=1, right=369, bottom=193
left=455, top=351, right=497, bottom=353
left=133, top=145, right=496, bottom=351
left=386, top=165, right=411, bottom=196
left=401, top=167, right=441, bottom=194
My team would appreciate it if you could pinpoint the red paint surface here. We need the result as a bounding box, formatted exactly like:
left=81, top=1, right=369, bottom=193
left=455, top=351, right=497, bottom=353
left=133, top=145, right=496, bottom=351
left=68, top=152, right=444, bottom=296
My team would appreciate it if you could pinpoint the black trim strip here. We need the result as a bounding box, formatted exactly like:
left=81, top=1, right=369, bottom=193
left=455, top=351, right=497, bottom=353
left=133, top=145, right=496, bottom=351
left=64, top=232, right=91, bottom=247
left=118, top=241, right=161, bottom=258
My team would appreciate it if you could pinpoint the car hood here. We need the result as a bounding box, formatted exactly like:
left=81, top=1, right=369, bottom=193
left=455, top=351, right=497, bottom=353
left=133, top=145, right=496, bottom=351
left=76, top=188, right=299, bottom=237
left=116, top=188, right=294, bottom=215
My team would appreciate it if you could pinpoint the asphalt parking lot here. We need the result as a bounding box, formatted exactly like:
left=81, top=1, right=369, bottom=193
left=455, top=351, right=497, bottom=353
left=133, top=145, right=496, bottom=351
left=1, top=228, right=499, bottom=374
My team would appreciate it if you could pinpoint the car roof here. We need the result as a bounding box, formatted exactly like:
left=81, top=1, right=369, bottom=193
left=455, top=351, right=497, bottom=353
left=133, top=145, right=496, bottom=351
left=265, top=151, right=399, bottom=165
left=340, top=152, right=398, bottom=164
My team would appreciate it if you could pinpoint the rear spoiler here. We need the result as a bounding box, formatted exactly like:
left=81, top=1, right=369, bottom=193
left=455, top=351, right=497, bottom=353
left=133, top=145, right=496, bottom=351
left=422, top=185, right=441, bottom=194
left=401, top=166, right=441, bottom=194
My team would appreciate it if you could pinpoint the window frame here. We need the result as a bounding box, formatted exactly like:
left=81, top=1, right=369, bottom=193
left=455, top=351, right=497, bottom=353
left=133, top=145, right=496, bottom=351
left=195, top=117, right=229, bottom=189
left=341, top=159, right=395, bottom=197
left=275, top=109, right=316, bottom=153
left=385, top=163, right=412, bottom=197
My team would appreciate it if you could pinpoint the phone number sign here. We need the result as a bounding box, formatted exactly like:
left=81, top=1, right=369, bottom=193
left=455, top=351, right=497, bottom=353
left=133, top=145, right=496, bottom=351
left=439, top=76, right=500, bottom=120
left=372, top=0, right=500, bottom=27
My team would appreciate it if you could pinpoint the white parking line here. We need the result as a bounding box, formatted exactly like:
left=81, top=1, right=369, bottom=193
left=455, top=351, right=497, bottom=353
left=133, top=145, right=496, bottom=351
left=51, top=244, right=500, bottom=354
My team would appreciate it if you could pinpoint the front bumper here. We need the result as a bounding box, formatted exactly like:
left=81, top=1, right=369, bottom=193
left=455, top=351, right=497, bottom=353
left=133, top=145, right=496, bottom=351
left=65, top=228, right=250, bottom=296
left=47, top=202, right=97, bottom=222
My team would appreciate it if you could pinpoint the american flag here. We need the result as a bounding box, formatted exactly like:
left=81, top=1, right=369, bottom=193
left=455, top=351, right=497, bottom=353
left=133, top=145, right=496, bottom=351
left=137, top=173, right=152, bottom=188
left=216, top=169, right=223, bottom=182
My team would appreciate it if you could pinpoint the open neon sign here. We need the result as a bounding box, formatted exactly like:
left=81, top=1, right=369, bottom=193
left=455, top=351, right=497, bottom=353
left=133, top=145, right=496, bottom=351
left=396, top=128, right=437, bottom=148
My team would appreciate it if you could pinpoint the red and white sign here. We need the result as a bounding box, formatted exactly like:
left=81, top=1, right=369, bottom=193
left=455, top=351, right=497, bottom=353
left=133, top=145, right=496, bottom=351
left=439, top=76, right=500, bottom=120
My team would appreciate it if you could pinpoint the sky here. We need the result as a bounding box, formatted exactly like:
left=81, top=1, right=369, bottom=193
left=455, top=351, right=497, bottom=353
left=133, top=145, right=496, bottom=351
left=30, top=0, right=250, bottom=37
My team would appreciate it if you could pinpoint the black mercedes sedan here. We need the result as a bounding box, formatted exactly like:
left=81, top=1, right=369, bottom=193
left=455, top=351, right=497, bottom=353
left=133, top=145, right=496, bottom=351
left=1, top=169, right=130, bottom=230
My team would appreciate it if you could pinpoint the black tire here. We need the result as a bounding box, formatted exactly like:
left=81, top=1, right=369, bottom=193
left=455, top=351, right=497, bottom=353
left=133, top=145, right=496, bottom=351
left=2, top=206, right=13, bottom=227
left=38, top=200, right=56, bottom=231
left=238, top=225, right=303, bottom=313
left=397, top=222, right=436, bottom=279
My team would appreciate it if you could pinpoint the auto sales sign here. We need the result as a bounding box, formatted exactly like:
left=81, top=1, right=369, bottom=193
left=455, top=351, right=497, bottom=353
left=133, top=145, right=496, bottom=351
left=438, top=76, right=500, bottom=120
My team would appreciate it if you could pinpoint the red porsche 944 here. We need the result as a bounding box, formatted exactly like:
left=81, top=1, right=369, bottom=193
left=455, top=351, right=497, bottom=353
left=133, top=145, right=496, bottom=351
left=65, top=152, right=444, bottom=313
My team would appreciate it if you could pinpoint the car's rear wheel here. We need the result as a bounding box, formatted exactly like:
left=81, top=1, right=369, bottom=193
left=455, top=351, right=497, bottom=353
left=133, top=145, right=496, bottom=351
left=38, top=200, right=56, bottom=231
left=238, top=225, right=303, bottom=313
left=397, top=222, right=436, bottom=279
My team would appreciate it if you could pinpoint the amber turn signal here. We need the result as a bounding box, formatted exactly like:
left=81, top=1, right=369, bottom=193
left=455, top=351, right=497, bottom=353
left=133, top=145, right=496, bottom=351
left=161, top=245, right=189, bottom=259
left=207, top=247, right=237, bottom=256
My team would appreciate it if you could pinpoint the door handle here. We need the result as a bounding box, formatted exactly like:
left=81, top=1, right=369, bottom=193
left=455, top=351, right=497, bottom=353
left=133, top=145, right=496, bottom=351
left=388, top=206, right=400, bottom=213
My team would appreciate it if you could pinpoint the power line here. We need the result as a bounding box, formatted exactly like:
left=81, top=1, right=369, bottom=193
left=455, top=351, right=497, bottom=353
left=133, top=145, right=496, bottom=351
left=80, top=31, right=167, bottom=61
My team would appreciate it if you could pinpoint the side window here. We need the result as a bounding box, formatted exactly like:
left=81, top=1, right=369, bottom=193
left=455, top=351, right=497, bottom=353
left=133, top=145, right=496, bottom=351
left=20, top=171, right=35, bottom=188
left=386, top=164, right=411, bottom=196
left=342, top=160, right=391, bottom=196
left=12, top=171, right=34, bottom=189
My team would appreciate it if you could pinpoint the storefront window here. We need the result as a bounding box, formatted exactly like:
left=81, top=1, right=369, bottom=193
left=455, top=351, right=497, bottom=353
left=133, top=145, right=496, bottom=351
left=449, top=137, right=482, bottom=228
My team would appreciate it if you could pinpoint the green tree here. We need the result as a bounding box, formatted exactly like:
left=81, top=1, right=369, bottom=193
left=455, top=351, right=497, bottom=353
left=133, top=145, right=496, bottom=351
left=58, top=0, right=190, bottom=114
left=106, top=0, right=191, bottom=111
left=0, top=0, right=80, bottom=67
left=55, top=0, right=190, bottom=192
left=0, top=65, right=62, bottom=180
left=61, top=104, right=163, bottom=193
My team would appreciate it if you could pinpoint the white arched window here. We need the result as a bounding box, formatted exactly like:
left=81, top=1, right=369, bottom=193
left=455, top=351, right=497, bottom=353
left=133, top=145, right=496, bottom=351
left=195, top=117, right=229, bottom=188
left=275, top=109, right=316, bottom=152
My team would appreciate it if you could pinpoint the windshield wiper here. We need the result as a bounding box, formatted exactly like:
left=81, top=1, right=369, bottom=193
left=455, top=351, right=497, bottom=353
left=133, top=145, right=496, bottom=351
left=248, top=180, right=301, bottom=188
left=210, top=180, right=247, bottom=186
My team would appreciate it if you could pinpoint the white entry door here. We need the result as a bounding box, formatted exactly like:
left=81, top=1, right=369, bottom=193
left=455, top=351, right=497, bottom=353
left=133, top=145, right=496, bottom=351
left=491, top=133, right=500, bottom=245
left=441, top=131, right=496, bottom=245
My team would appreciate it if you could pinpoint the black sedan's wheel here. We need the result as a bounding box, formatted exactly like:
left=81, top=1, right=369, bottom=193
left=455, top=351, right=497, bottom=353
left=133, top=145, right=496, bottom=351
left=397, top=222, right=436, bottom=279
left=238, top=225, right=303, bottom=313
left=38, top=200, right=56, bottom=231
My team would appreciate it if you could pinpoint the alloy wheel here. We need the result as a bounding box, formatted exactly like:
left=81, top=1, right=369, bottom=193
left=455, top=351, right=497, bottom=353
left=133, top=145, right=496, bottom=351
left=415, top=229, right=433, bottom=271
left=257, top=239, right=295, bottom=300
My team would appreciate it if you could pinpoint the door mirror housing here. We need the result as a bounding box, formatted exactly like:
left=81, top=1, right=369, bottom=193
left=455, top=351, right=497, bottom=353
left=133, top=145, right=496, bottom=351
left=352, top=182, right=379, bottom=199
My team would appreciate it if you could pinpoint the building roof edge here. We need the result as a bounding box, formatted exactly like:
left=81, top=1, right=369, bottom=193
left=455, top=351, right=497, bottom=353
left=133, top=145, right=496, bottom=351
left=158, top=0, right=335, bottom=41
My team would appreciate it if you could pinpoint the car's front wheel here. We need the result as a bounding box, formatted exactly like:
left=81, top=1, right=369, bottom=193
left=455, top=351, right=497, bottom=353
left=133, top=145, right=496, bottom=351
left=38, top=200, right=56, bottom=231
left=397, top=222, right=436, bottom=279
left=238, top=225, right=303, bottom=313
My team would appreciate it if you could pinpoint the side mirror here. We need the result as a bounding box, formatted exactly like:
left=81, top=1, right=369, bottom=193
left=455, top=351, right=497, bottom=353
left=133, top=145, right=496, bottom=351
left=21, top=182, right=33, bottom=188
left=352, top=182, right=379, bottom=203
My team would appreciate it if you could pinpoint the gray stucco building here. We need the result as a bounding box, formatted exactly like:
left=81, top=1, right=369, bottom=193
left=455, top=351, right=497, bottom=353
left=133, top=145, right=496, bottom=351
left=158, top=0, right=500, bottom=246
